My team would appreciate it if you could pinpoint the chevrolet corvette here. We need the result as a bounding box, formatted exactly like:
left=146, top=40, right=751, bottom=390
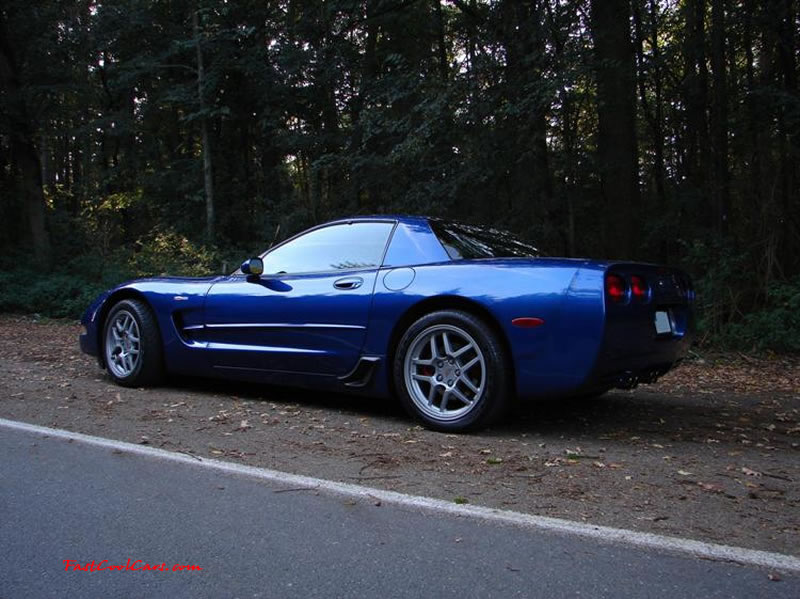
left=80, top=216, right=694, bottom=431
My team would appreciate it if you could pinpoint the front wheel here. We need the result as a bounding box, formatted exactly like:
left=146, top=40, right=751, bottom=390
left=103, top=299, right=163, bottom=387
left=393, top=310, right=510, bottom=432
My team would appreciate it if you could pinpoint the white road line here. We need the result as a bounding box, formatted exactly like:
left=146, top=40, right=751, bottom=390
left=2, top=417, right=799, bottom=574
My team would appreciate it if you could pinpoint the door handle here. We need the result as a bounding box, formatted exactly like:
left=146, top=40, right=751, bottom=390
left=334, top=277, right=363, bottom=290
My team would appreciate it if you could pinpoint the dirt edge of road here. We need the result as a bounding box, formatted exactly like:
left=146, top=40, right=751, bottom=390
left=1, top=315, right=798, bottom=557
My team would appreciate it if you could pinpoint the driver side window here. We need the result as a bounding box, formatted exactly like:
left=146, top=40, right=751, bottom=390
left=261, top=222, right=394, bottom=274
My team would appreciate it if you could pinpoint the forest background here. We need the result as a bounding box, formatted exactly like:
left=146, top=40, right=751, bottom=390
left=1, top=0, right=798, bottom=351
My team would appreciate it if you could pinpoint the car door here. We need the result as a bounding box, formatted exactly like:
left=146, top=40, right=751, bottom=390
left=201, top=220, right=396, bottom=376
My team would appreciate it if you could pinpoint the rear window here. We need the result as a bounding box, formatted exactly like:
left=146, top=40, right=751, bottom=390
left=429, top=220, right=539, bottom=260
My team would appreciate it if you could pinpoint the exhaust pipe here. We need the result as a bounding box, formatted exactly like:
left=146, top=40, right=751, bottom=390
left=640, top=368, right=665, bottom=384
left=615, top=371, right=639, bottom=390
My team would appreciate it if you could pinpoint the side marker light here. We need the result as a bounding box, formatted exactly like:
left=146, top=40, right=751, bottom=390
left=511, top=317, right=545, bottom=328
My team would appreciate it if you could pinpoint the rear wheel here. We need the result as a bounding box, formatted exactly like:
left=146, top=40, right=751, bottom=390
left=103, top=299, right=163, bottom=387
left=393, top=310, right=510, bottom=432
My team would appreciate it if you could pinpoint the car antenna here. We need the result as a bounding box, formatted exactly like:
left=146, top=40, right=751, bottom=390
left=269, top=223, right=281, bottom=249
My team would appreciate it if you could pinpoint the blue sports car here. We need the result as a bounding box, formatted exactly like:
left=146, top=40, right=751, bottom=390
left=80, top=216, right=694, bottom=432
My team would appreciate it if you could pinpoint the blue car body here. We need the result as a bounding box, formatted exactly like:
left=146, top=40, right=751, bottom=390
left=80, top=215, right=693, bottom=409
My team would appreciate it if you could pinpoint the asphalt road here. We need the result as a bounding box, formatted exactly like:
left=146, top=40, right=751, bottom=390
left=1, top=423, right=798, bottom=599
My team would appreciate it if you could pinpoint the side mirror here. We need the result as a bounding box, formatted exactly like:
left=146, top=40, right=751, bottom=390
left=240, top=257, right=264, bottom=276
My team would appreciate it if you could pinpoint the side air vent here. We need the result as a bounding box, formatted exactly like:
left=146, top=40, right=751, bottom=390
left=338, top=356, right=381, bottom=388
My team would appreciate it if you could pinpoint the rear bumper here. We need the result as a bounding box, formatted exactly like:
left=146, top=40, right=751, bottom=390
left=590, top=305, right=693, bottom=390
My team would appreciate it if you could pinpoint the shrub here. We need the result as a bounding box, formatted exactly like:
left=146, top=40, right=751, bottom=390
left=0, top=228, right=237, bottom=320
left=717, top=276, right=800, bottom=353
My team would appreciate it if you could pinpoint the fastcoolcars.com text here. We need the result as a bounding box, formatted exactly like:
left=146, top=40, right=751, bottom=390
left=63, top=559, right=202, bottom=572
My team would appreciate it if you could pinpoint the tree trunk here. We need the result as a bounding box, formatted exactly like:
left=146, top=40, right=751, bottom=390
left=499, top=1, right=553, bottom=219
left=743, top=0, right=762, bottom=215
left=710, top=0, right=730, bottom=235
left=632, top=0, right=667, bottom=215
left=590, top=0, right=640, bottom=258
left=682, top=0, right=710, bottom=224
left=349, top=2, right=378, bottom=210
left=433, top=0, right=448, bottom=80
left=0, top=11, right=50, bottom=262
left=193, top=7, right=215, bottom=243
left=777, top=0, right=798, bottom=273
left=649, top=0, right=666, bottom=211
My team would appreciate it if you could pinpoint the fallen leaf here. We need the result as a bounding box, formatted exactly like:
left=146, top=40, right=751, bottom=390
left=697, top=482, right=725, bottom=494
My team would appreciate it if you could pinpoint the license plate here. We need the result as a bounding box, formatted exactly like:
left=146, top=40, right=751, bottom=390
left=654, top=311, right=672, bottom=334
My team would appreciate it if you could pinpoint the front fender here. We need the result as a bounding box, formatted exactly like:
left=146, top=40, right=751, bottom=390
left=79, top=277, right=219, bottom=372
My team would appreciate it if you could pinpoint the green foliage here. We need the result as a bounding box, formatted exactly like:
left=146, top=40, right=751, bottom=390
left=0, top=257, right=122, bottom=320
left=0, top=227, right=236, bottom=320
left=124, top=230, right=218, bottom=278
left=681, top=238, right=750, bottom=338
left=717, top=278, right=800, bottom=353
left=682, top=239, right=800, bottom=353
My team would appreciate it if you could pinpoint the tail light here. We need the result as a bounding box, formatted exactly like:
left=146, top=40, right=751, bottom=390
left=605, top=273, right=627, bottom=303
left=630, top=275, right=648, bottom=301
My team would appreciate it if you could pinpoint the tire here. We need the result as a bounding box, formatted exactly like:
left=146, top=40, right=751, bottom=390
left=393, top=310, right=510, bottom=432
left=103, top=299, right=164, bottom=387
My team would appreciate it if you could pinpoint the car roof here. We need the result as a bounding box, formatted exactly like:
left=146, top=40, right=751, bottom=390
left=325, top=214, right=429, bottom=225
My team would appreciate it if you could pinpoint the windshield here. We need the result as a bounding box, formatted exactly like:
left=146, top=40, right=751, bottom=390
left=429, top=219, right=539, bottom=260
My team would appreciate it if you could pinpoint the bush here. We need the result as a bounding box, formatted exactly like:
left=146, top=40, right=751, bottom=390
left=717, top=276, right=800, bottom=353
left=0, top=268, right=109, bottom=319
left=681, top=238, right=800, bottom=353
left=0, top=229, right=238, bottom=320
